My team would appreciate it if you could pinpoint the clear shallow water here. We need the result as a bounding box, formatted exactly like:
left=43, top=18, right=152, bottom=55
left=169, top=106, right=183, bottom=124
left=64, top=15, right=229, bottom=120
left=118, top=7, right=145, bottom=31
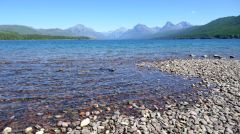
left=0, top=39, right=240, bottom=129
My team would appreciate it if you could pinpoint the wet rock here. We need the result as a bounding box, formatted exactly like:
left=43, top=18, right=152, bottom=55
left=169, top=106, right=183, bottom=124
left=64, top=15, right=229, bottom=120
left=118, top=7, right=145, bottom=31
left=55, top=115, right=62, bottom=118
left=93, top=110, right=100, bottom=115
left=67, top=127, right=73, bottom=132
left=25, top=127, right=33, bottom=134
left=206, top=126, right=213, bottom=134
left=10, top=116, right=15, bottom=120
left=2, top=127, right=12, bottom=134
left=189, top=54, right=196, bottom=58
left=79, top=111, right=85, bottom=116
left=54, top=129, right=61, bottom=134
left=229, top=55, right=235, bottom=59
left=72, top=121, right=81, bottom=127
left=226, top=127, right=233, bottom=133
left=121, top=121, right=129, bottom=126
left=56, top=68, right=64, bottom=72
left=81, top=118, right=90, bottom=127
left=97, top=126, right=105, bottom=131
left=181, top=101, right=189, bottom=106
left=132, top=103, right=139, bottom=108
left=160, top=130, right=168, bottom=134
left=99, top=68, right=115, bottom=72
left=93, top=115, right=98, bottom=120
left=57, top=121, right=63, bottom=127
left=61, top=122, right=69, bottom=127
left=36, top=113, right=44, bottom=116
left=106, top=107, right=111, bottom=111
left=61, top=127, right=67, bottom=133
left=86, top=111, right=90, bottom=116
left=93, top=104, right=99, bottom=108
left=140, top=117, right=147, bottom=122
left=189, top=111, right=197, bottom=116
left=72, top=130, right=81, bottom=134
left=36, top=130, right=44, bottom=134
left=213, top=54, right=222, bottom=59
left=114, top=110, right=120, bottom=115
left=82, top=128, right=90, bottom=134
left=34, top=125, right=42, bottom=130
left=203, top=115, right=211, bottom=123
left=139, top=105, right=145, bottom=110
left=153, top=105, right=159, bottom=110
left=105, top=130, right=110, bottom=134
left=76, top=126, right=81, bottom=130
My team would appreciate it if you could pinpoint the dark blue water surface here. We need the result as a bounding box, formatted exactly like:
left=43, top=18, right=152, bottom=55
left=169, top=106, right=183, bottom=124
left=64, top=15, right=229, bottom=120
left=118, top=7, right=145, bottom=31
left=0, top=39, right=240, bottom=129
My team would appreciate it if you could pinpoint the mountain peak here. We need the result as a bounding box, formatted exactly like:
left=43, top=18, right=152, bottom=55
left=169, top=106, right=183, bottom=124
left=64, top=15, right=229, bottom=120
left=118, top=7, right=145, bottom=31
left=134, top=24, right=149, bottom=29
left=65, top=24, right=104, bottom=38
left=161, top=21, right=192, bottom=31
left=164, top=21, right=175, bottom=27
left=177, top=21, right=192, bottom=27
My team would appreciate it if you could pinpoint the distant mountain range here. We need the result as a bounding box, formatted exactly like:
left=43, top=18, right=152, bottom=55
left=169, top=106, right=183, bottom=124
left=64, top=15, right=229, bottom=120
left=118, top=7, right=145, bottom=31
left=119, top=22, right=192, bottom=39
left=0, top=21, right=192, bottom=39
left=0, top=15, right=240, bottom=40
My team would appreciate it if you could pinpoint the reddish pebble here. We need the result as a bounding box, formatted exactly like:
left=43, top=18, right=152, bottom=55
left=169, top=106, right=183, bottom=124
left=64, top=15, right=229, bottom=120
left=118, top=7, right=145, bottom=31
left=128, top=105, right=133, bottom=109
left=79, top=111, right=85, bottom=117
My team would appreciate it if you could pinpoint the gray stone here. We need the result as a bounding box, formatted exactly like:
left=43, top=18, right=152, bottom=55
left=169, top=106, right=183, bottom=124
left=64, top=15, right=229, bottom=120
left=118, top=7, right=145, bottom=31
left=82, top=128, right=90, bottom=134
left=61, top=127, right=67, bottom=133
left=200, top=119, right=207, bottom=125
left=72, top=121, right=80, bottom=127
left=72, top=130, right=81, bottom=134
left=140, top=117, right=147, bottom=122
left=61, top=122, right=69, bottom=127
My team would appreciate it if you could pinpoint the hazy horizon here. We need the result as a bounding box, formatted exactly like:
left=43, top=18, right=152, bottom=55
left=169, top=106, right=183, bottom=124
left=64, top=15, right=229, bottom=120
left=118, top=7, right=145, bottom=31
left=0, top=0, right=240, bottom=32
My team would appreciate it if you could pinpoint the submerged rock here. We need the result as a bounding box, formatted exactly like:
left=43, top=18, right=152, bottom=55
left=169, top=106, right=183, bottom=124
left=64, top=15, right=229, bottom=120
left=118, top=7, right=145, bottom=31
left=99, top=68, right=115, bottom=72
left=25, top=127, right=33, bottom=134
left=189, top=54, right=196, bottom=58
left=2, top=127, right=12, bottom=134
left=202, top=55, right=208, bottom=58
left=213, top=54, right=222, bottom=59
left=54, top=115, right=62, bottom=118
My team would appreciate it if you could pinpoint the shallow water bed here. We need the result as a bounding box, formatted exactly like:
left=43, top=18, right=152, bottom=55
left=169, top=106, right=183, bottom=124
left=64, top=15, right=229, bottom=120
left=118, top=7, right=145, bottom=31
left=0, top=57, right=201, bottom=129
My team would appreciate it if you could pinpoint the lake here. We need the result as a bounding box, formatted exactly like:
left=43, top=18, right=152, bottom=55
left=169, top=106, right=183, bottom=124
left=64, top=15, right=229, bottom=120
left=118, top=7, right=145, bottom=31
left=0, top=39, right=240, bottom=129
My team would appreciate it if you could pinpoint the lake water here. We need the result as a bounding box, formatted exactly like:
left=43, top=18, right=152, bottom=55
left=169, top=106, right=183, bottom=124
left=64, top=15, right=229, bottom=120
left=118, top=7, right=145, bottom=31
left=0, top=39, right=240, bottom=129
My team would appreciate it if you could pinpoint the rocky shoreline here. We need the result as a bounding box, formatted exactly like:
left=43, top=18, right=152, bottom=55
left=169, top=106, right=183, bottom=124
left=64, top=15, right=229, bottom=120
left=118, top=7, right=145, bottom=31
left=2, top=59, right=240, bottom=134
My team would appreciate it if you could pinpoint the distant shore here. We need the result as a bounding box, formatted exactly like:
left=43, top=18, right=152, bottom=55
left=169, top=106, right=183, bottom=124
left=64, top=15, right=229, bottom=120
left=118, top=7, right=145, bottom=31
left=0, top=32, right=90, bottom=40
left=2, top=58, right=239, bottom=134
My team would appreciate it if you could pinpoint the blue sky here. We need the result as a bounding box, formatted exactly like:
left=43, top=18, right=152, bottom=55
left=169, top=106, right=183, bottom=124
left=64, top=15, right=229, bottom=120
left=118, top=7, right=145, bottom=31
left=0, top=0, right=239, bottom=31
